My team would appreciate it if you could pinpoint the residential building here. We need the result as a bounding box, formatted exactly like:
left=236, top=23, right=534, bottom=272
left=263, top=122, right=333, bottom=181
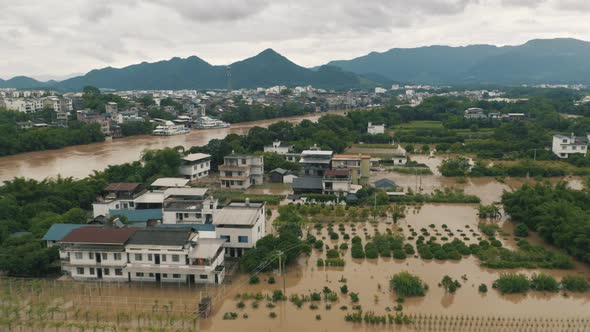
left=264, top=141, right=294, bottom=155
left=179, top=153, right=211, bottom=180
left=77, top=110, right=111, bottom=135
left=464, top=108, right=487, bottom=119
left=59, top=226, right=140, bottom=281
left=373, top=178, right=398, bottom=191
left=392, top=155, right=408, bottom=166
left=162, top=188, right=218, bottom=224
left=150, top=177, right=190, bottom=191
left=105, top=102, right=118, bottom=114
left=92, top=182, right=144, bottom=218
left=367, top=122, right=385, bottom=135
left=292, top=176, right=324, bottom=194
left=322, top=169, right=352, bottom=196
left=42, top=224, right=96, bottom=248
left=125, top=227, right=225, bottom=284
left=299, top=150, right=333, bottom=176
left=219, top=154, right=264, bottom=189
left=214, top=200, right=266, bottom=257
left=552, top=133, right=590, bottom=158
left=331, top=154, right=370, bottom=185
left=268, top=168, right=298, bottom=184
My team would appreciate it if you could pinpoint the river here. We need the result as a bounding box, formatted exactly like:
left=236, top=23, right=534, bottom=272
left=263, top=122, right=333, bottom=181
left=0, top=111, right=342, bottom=182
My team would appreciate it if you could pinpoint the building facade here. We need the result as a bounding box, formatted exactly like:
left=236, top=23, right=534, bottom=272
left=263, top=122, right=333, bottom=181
left=162, top=188, right=218, bottom=224
left=214, top=201, right=266, bottom=258
left=552, top=134, right=589, bottom=158
left=219, top=154, right=264, bottom=189
left=179, top=153, right=211, bottom=180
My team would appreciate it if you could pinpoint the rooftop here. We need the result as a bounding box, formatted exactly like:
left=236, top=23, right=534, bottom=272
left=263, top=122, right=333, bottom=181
left=60, top=227, right=141, bottom=245
left=164, top=187, right=208, bottom=197
left=325, top=169, right=350, bottom=177
left=151, top=177, right=190, bottom=188
left=157, top=223, right=216, bottom=232
left=190, top=238, right=226, bottom=259
left=104, top=182, right=142, bottom=192
left=332, top=154, right=371, bottom=160
left=42, top=224, right=96, bottom=241
left=134, top=191, right=165, bottom=204
left=292, top=176, right=324, bottom=190
left=214, top=204, right=263, bottom=226
left=183, top=153, right=211, bottom=162
left=301, top=150, right=333, bottom=156
left=128, top=228, right=194, bottom=247
left=109, top=209, right=163, bottom=222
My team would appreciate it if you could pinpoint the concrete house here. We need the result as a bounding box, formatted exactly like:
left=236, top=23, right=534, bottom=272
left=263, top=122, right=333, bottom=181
left=464, top=108, right=486, bottom=119
left=268, top=168, right=298, bottom=184
left=264, top=141, right=294, bottom=155
left=367, top=122, right=385, bottom=135
left=552, top=133, right=590, bottom=158
left=179, top=153, right=211, bottom=180
left=322, top=169, right=352, bottom=196
left=219, top=154, right=264, bottom=189
left=125, top=228, right=226, bottom=284
left=162, top=188, right=218, bottom=224
left=59, top=226, right=141, bottom=281
left=299, top=150, right=333, bottom=176
left=92, top=183, right=144, bottom=218
left=331, top=154, right=370, bottom=185
left=214, top=200, right=266, bottom=258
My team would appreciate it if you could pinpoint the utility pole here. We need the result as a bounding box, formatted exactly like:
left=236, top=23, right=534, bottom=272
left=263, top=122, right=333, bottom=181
left=278, top=251, right=286, bottom=295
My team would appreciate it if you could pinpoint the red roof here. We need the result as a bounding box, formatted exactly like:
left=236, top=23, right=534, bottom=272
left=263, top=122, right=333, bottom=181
left=325, top=169, right=350, bottom=177
left=104, top=183, right=141, bottom=192
left=60, top=227, right=141, bottom=245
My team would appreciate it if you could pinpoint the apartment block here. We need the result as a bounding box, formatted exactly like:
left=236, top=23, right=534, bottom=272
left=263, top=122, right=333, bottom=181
left=179, top=153, right=211, bottom=180
left=214, top=200, right=266, bottom=258
left=219, top=154, right=264, bottom=189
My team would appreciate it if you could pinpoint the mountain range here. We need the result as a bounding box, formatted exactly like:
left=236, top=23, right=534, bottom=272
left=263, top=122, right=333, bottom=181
left=1, top=38, right=590, bottom=91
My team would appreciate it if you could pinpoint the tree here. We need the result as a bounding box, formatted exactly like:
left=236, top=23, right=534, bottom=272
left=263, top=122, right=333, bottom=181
left=439, top=157, right=471, bottom=176
left=390, top=271, right=427, bottom=297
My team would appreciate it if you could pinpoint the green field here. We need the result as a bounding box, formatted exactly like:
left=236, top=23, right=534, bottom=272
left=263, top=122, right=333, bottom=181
left=394, top=121, right=444, bottom=130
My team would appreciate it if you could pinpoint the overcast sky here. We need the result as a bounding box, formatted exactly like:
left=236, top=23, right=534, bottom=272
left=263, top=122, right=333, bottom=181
left=1, top=0, right=590, bottom=80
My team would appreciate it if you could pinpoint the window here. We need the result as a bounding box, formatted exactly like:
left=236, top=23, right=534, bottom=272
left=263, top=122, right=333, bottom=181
left=176, top=213, right=183, bottom=220
left=115, top=204, right=120, bottom=209
left=161, top=255, right=167, bottom=262
left=103, top=268, right=110, bottom=276
left=220, top=235, right=230, bottom=242
left=149, top=273, right=154, bottom=277
left=196, top=213, right=202, bottom=219
left=115, top=269, right=123, bottom=276
left=76, top=267, right=84, bottom=275
left=136, top=272, right=144, bottom=277
left=183, top=213, right=189, bottom=218
left=172, top=255, right=180, bottom=262
left=89, top=268, right=95, bottom=275
left=102, top=253, right=108, bottom=260
left=135, top=254, right=142, bottom=261
left=114, top=253, right=122, bottom=260
left=148, top=254, right=153, bottom=261
left=163, top=274, right=168, bottom=278
left=74, top=252, right=83, bottom=260
left=129, top=202, right=135, bottom=208
left=88, top=252, right=94, bottom=259
left=573, top=146, right=577, bottom=150
left=199, top=274, right=208, bottom=279
left=238, top=236, right=248, bottom=243
left=241, top=159, right=246, bottom=165
left=173, top=274, right=181, bottom=278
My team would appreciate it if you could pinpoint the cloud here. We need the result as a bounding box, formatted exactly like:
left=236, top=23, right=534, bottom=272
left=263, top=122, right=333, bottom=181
left=0, top=0, right=589, bottom=78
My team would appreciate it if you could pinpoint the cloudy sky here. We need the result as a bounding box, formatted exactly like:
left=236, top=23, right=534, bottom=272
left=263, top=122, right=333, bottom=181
left=1, top=0, right=590, bottom=80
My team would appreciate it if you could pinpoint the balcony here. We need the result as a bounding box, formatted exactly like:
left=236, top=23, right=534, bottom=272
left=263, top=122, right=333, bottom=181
left=219, top=165, right=249, bottom=172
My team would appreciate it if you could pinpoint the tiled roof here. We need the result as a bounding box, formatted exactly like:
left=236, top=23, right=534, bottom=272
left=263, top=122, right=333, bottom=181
left=42, top=224, right=95, bottom=241
left=128, top=228, right=193, bottom=246
left=109, top=209, right=163, bottom=222
left=104, top=183, right=141, bottom=192
left=60, top=227, right=141, bottom=245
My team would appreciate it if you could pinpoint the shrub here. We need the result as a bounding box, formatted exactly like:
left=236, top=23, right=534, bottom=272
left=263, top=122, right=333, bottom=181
left=309, top=303, right=319, bottom=310
left=314, top=240, right=324, bottom=250
left=249, top=275, right=260, bottom=284
left=494, top=273, right=530, bottom=294
left=351, top=242, right=365, bottom=258
left=330, top=232, right=339, bottom=240
left=325, top=258, right=345, bottom=266
left=351, top=236, right=362, bottom=244
left=317, top=258, right=324, bottom=267
left=440, top=275, right=461, bottom=293
left=327, top=249, right=340, bottom=259
left=268, top=276, right=275, bottom=284
left=340, top=285, right=348, bottom=294
left=478, top=223, right=499, bottom=237
left=311, top=292, right=322, bottom=301
left=223, top=312, right=238, bottom=320
left=530, top=273, right=559, bottom=292
left=561, top=275, right=590, bottom=292
left=236, top=301, right=245, bottom=309
left=514, top=223, right=529, bottom=237
left=339, top=243, right=349, bottom=250
left=316, top=314, right=321, bottom=320
left=478, top=284, right=488, bottom=293
left=349, top=292, right=359, bottom=303
left=490, top=239, right=502, bottom=247
left=272, top=290, right=286, bottom=301
left=269, top=312, right=277, bottom=318
left=365, top=243, right=379, bottom=259
left=393, top=249, right=407, bottom=259
left=290, top=295, right=304, bottom=308
left=390, top=271, right=427, bottom=297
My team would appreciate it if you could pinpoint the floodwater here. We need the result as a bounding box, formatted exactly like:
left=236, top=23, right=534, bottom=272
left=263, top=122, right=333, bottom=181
left=0, top=111, right=345, bottom=182
left=202, top=203, right=590, bottom=332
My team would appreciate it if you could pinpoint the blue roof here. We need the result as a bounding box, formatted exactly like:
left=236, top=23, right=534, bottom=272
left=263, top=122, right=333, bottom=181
left=157, top=223, right=216, bottom=232
left=109, top=209, right=163, bottom=222
left=42, top=224, right=93, bottom=241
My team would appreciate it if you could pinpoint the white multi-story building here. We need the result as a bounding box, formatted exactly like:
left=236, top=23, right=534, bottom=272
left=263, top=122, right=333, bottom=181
left=367, top=122, right=385, bottom=135
left=162, top=188, right=218, bottom=224
left=219, top=154, right=264, bottom=189
left=214, top=201, right=266, bottom=258
left=263, top=141, right=294, bottom=155
left=552, top=133, right=590, bottom=158
left=105, top=102, right=118, bottom=114
left=92, top=183, right=144, bottom=218
left=59, top=226, right=140, bottom=281
left=464, top=108, right=487, bottom=119
left=125, top=228, right=225, bottom=284
left=179, top=153, right=211, bottom=180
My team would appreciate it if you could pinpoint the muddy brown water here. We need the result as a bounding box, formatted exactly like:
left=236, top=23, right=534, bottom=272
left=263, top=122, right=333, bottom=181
left=202, top=203, right=590, bottom=332
left=0, top=111, right=346, bottom=182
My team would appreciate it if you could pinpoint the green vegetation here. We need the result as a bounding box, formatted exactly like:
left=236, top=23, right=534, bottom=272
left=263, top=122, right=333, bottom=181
left=529, top=273, right=559, bottom=292
left=390, top=188, right=480, bottom=204
left=478, top=284, right=488, bottom=293
left=561, top=275, right=590, bottom=292
left=390, top=271, right=428, bottom=297
left=493, top=273, right=530, bottom=294
left=390, top=167, right=433, bottom=175
left=439, top=157, right=471, bottom=177
left=0, top=109, right=105, bottom=156
left=502, top=182, right=590, bottom=264
left=440, top=276, right=461, bottom=293
left=475, top=239, right=573, bottom=269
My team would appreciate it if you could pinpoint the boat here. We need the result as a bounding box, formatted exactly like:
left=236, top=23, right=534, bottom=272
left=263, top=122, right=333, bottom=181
left=193, top=116, right=231, bottom=129
left=152, top=121, right=190, bottom=136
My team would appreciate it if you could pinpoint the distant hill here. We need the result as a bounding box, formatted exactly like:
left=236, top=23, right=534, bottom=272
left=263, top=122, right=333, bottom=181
left=2, top=49, right=363, bottom=91
left=2, top=39, right=590, bottom=90
left=326, top=38, right=590, bottom=85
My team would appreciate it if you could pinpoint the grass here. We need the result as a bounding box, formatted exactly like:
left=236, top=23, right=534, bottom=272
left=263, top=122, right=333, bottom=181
left=394, top=121, right=443, bottom=130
